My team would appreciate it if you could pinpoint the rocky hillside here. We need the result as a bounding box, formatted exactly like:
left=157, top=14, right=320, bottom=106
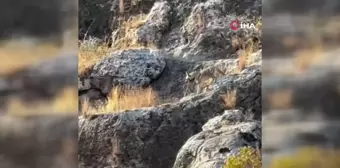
left=79, top=0, right=262, bottom=168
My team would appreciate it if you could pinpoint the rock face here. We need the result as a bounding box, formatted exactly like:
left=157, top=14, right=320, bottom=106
left=185, top=50, right=262, bottom=96
left=173, top=110, right=261, bottom=168
left=78, top=64, right=261, bottom=168
left=79, top=0, right=262, bottom=167
left=169, top=0, right=261, bottom=61
left=80, top=0, right=261, bottom=61
left=136, top=1, right=172, bottom=47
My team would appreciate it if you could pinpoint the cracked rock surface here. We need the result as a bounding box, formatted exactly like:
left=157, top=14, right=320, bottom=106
left=173, top=110, right=261, bottom=168
left=78, top=64, right=261, bottom=168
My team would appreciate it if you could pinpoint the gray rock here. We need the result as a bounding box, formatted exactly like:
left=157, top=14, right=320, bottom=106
left=168, top=0, right=262, bottom=61
left=78, top=66, right=261, bottom=168
left=91, top=49, right=166, bottom=87
left=137, top=1, right=172, bottom=46
left=184, top=50, right=262, bottom=96
left=173, top=110, right=261, bottom=168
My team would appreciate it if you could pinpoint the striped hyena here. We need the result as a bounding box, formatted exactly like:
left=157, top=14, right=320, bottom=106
left=185, top=66, right=226, bottom=95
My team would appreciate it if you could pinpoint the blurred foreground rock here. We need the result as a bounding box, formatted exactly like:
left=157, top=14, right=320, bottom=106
left=0, top=54, right=77, bottom=111
left=0, top=115, right=77, bottom=168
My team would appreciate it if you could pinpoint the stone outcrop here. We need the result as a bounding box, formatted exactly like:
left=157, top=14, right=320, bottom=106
left=78, top=64, right=261, bottom=168
left=80, top=0, right=262, bottom=61
left=136, top=1, right=172, bottom=47
left=91, top=49, right=166, bottom=87
left=173, top=110, right=261, bottom=168
left=78, top=49, right=167, bottom=110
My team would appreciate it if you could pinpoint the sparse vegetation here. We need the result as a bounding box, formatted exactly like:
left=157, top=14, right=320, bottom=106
left=232, top=35, right=260, bottom=74
left=111, top=14, right=153, bottom=50
left=78, top=45, right=111, bottom=76
left=81, top=86, right=158, bottom=116
left=269, top=146, right=340, bottom=168
left=238, top=50, right=246, bottom=72
left=225, top=147, right=262, bottom=168
left=78, top=14, right=155, bottom=76
left=221, top=90, right=237, bottom=109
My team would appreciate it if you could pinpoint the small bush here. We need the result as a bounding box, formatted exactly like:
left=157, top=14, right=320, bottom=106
left=225, top=147, right=262, bottom=168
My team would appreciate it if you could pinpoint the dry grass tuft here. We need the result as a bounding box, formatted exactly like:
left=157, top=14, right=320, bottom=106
left=111, top=14, right=154, bottom=50
left=221, top=90, right=237, bottom=109
left=78, top=14, right=155, bottom=76
left=78, top=45, right=111, bottom=76
left=232, top=37, right=259, bottom=74
left=238, top=50, right=246, bottom=72
left=82, top=86, right=158, bottom=115
left=6, top=87, right=78, bottom=117
left=269, top=89, right=293, bottom=110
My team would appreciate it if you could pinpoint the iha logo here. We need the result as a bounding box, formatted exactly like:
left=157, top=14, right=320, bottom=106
left=230, top=19, right=258, bottom=31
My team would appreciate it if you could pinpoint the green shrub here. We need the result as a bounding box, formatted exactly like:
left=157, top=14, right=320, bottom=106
left=225, top=147, right=262, bottom=168
left=269, top=146, right=340, bottom=168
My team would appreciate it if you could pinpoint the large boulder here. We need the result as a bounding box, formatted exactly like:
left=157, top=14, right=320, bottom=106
left=173, top=110, right=261, bottom=168
left=136, top=1, right=172, bottom=47
left=91, top=49, right=166, bottom=87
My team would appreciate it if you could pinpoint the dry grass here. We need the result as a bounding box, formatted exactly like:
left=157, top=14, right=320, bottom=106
left=6, top=87, right=78, bottom=117
left=111, top=14, right=152, bottom=50
left=82, top=86, right=158, bottom=116
left=221, top=90, right=237, bottom=109
left=78, top=45, right=111, bottom=76
left=232, top=37, right=260, bottom=74
left=268, top=89, right=293, bottom=110
left=78, top=14, right=155, bottom=76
